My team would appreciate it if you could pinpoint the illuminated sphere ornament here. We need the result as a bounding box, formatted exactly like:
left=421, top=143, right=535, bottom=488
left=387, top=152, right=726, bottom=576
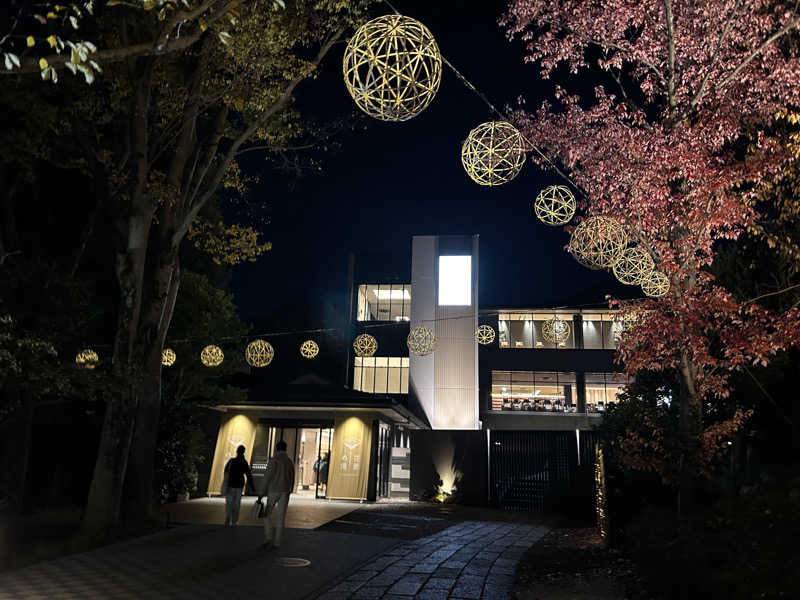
left=75, top=349, right=99, bottom=369
left=542, top=316, right=571, bottom=344
left=161, top=348, right=176, bottom=367
left=300, top=340, right=319, bottom=359
left=407, top=325, right=437, bottom=356
left=201, top=344, right=224, bottom=367
left=642, top=270, right=670, bottom=298
left=245, top=339, right=274, bottom=368
left=461, top=121, right=527, bottom=186
left=343, top=14, right=442, bottom=122
left=612, top=247, right=655, bottom=286
left=534, top=185, right=576, bottom=226
left=569, top=216, right=628, bottom=270
left=475, top=324, right=496, bottom=345
left=353, top=333, right=378, bottom=357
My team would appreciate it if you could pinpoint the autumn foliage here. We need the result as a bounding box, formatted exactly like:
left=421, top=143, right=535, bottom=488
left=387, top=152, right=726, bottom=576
left=504, top=0, right=800, bottom=483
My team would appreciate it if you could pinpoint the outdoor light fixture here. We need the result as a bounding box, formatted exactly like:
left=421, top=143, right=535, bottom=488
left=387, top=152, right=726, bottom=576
left=475, top=324, right=496, bottom=345
left=374, top=288, right=411, bottom=300
left=642, top=270, right=670, bottom=298
left=300, top=340, right=319, bottom=359
left=534, top=185, right=576, bottom=226
left=612, top=247, right=655, bottom=286
left=438, top=255, right=471, bottom=305
left=407, top=325, right=437, bottom=356
left=461, top=121, right=526, bottom=186
left=353, top=333, right=378, bottom=357
left=343, top=14, right=442, bottom=122
left=542, top=316, right=571, bottom=344
left=200, top=344, right=224, bottom=367
left=569, top=215, right=628, bottom=270
left=75, top=348, right=99, bottom=369
left=245, top=339, right=274, bottom=367
left=161, top=348, right=176, bottom=366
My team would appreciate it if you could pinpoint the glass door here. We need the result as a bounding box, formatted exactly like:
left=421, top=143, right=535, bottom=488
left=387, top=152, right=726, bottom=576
left=315, top=428, right=333, bottom=499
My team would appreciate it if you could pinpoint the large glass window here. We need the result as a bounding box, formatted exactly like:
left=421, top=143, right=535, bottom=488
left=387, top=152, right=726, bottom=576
left=498, top=312, right=576, bottom=349
left=491, top=371, right=578, bottom=412
left=356, top=284, right=411, bottom=322
left=585, top=372, right=627, bottom=412
left=353, top=357, right=409, bottom=394
left=582, top=313, right=621, bottom=349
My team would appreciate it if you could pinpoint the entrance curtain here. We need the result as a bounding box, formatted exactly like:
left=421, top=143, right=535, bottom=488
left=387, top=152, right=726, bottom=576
left=207, top=413, right=257, bottom=495
left=327, top=415, right=373, bottom=500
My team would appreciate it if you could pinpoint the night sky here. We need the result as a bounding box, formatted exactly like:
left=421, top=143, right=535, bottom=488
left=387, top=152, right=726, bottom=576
left=231, top=0, right=631, bottom=323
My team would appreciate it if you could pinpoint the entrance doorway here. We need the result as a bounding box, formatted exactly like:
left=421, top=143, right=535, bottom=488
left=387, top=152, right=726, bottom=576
left=251, top=422, right=333, bottom=500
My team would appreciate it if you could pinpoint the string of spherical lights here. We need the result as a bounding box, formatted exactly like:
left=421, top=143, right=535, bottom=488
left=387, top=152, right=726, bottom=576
left=407, top=325, right=437, bottom=356
left=534, top=185, right=576, bottom=226
left=75, top=348, right=99, bottom=369
left=475, top=324, right=496, bottom=345
left=343, top=14, right=442, bottom=122
left=300, top=340, right=319, bottom=359
left=200, top=344, right=224, bottom=367
left=569, top=216, right=628, bottom=270
left=542, top=316, right=571, bottom=344
left=612, top=247, right=655, bottom=286
left=162, top=348, right=176, bottom=367
left=341, top=10, right=670, bottom=304
left=245, top=339, right=274, bottom=368
left=461, top=121, right=527, bottom=186
left=353, top=333, right=378, bottom=357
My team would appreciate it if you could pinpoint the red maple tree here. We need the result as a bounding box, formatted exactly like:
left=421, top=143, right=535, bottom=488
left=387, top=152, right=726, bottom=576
left=503, top=0, right=800, bottom=498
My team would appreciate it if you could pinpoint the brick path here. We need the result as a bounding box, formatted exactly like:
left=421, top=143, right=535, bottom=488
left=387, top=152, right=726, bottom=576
left=318, top=520, right=549, bottom=600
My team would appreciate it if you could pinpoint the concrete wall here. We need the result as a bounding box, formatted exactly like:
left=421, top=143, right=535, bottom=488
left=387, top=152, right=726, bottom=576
left=409, top=430, right=487, bottom=506
left=409, top=235, right=480, bottom=430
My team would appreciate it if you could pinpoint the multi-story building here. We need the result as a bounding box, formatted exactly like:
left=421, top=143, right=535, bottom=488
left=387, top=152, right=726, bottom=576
left=206, top=234, right=623, bottom=513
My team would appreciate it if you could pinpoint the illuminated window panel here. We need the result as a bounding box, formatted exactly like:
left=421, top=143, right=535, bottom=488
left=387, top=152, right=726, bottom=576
left=356, top=284, right=411, bottom=322
left=353, top=356, right=409, bottom=393
left=490, top=370, right=577, bottom=412
left=438, top=255, right=471, bottom=306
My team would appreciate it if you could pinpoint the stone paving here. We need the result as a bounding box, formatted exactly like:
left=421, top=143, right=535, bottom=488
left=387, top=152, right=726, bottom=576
left=318, top=520, right=549, bottom=600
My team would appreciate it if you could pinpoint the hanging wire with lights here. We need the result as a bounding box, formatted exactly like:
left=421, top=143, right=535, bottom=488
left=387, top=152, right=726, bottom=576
left=200, top=345, right=224, bottom=367
left=245, top=339, right=274, bottom=367
left=475, top=324, right=496, bottom=345
left=407, top=325, right=437, bottom=355
left=343, top=14, right=442, bottom=122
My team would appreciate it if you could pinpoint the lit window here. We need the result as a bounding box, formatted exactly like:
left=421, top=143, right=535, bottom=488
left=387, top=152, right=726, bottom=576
left=353, top=356, right=409, bottom=394
left=357, top=284, right=411, bottom=321
left=438, top=255, right=471, bottom=306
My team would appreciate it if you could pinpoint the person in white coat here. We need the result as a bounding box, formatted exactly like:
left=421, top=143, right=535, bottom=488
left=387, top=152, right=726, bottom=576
left=257, top=440, right=295, bottom=550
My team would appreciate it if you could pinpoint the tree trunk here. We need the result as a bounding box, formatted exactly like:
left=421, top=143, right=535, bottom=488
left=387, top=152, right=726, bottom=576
left=0, top=380, right=33, bottom=516
left=123, top=253, right=180, bottom=526
left=678, top=350, right=702, bottom=515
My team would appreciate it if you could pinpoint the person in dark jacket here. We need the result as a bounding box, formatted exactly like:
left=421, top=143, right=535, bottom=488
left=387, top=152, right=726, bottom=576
left=223, top=445, right=253, bottom=526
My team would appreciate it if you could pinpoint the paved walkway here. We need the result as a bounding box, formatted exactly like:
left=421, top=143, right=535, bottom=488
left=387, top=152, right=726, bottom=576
left=0, top=501, right=550, bottom=599
left=161, top=495, right=360, bottom=529
left=0, top=524, right=397, bottom=599
left=318, top=520, right=549, bottom=600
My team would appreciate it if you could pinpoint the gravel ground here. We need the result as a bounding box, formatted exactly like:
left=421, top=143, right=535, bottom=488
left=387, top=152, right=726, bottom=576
left=512, top=528, right=652, bottom=600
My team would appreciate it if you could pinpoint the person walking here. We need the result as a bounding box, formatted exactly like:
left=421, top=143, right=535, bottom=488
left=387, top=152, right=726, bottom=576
left=257, top=440, right=295, bottom=551
left=222, top=445, right=254, bottom=526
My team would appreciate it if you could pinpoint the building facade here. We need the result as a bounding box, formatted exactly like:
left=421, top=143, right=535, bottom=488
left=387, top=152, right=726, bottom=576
left=206, top=234, right=623, bottom=511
